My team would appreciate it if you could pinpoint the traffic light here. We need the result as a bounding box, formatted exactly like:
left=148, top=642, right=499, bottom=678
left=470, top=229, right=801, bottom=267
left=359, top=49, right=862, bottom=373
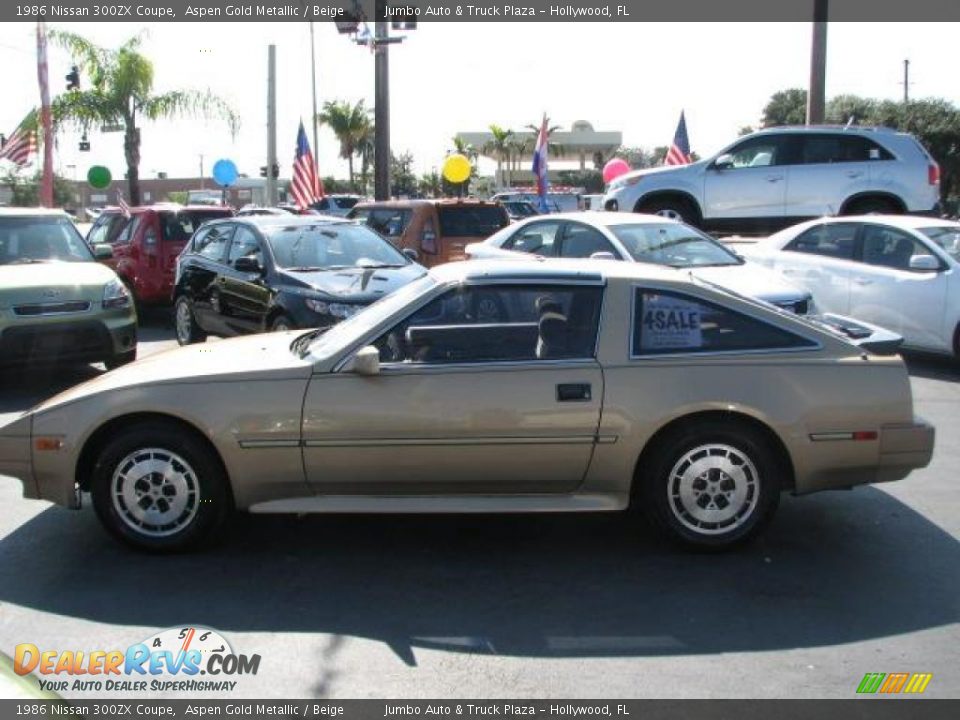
left=260, top=165, right=268, bottom=178
left=335, top=20, right=360, bottom=34
left=65, top=65, right=80, bottom=91
left=272, top=162, right=280, bottom=178
left=78, top=133, right=90, bottom=152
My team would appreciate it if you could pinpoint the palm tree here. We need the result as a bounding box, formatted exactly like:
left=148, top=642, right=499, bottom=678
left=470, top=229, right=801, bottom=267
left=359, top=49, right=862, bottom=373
left=483, top=125, right=513, bottom=189
left=525, top=122, right=565, bottom=158
left=356, top=119, right=375, bottom=194
left=317, top=99, right=371, bottom=191
left=50, top=31, right=237, bottom=206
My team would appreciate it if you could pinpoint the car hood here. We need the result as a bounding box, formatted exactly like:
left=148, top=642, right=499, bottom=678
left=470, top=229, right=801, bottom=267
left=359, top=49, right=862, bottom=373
left=33, top=332, right=313, bottom=413
left=280, top=263, right=426, bottom=303
left=690, top=262, right=810, bottom=304
left=0, top=261, right=118, bottom=308
left=616, top=161, right=707, bottom=183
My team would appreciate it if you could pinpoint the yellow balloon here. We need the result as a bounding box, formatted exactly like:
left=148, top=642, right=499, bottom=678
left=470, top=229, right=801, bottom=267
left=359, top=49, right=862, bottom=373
left=442, top=153, right=472, bottom=184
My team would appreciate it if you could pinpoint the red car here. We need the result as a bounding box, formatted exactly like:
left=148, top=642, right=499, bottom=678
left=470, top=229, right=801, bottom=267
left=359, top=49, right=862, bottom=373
left=86, top=204, right=234, bottom=305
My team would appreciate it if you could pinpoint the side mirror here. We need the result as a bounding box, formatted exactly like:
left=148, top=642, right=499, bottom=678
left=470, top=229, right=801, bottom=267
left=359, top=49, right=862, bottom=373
left=713, top=153, right=734, bottom=170
left=234, top=256, right=263, bottom=274
left=402, top=247, right=419, bottom=262
left=93, top=243, right=113, bottom=259
left=909, top=254, right=940, bottom=271
left=345, top=345, right=381, bottom=376
left=589, top=251, right=618, bottom=260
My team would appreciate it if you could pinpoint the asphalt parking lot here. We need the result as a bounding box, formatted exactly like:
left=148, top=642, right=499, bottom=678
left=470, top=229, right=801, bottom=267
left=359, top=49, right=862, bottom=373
left=0, top=312, right=957, bottom=699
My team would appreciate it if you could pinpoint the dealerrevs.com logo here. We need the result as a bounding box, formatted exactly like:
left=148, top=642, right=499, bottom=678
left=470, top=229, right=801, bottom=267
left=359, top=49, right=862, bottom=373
left=14, top=626, right=261, bottom=693
left=856, top=672, right=933, bottom=695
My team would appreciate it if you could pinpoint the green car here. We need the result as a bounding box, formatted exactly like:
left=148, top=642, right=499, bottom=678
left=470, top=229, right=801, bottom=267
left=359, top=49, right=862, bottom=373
left=0, top=208, right=137, bottom=369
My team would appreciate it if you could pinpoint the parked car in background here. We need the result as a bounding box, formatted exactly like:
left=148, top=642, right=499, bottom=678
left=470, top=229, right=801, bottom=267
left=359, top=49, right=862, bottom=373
left=603, top=126, right=942, bottom=233
left=0, top=258, right=933, bottom=551
left=492, top=189, right=583, bottom=213
left=310, top=194, right=364, bottom=217
left=236, top=206, right=291, bottom=218
left=173, top=215, right=426, bottom=343
left=87, top=204, right=233, bottom=306
left=469, top=212, right=814, bottom=314
left=347, top=199, right=509, bottom=267
left=0, top=208, right=137, bottom=369
left=739, top=215, right=960, bottom=358
left=500, top=200, right=540, bottom=221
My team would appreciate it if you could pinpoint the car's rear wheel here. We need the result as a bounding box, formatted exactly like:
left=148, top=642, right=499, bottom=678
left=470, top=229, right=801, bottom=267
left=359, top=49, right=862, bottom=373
left=844, top=196, right=902, bottom=215
left=104, top=348, right=137, bottom=370
left=174, top=296, right=206, bottom=345
left=90, top=421, right=231, bottom=552
left=637, top=197, right=700, bottom=227
left=638, top=420, right=781, bottom=549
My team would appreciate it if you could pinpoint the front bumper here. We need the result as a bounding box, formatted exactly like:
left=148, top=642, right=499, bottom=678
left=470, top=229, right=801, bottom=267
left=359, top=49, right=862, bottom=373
left=0, top=318, right=136, bottom=366
left=0, top=415, right=36, bottom=499
left=876, top=417, right=936, bottom=482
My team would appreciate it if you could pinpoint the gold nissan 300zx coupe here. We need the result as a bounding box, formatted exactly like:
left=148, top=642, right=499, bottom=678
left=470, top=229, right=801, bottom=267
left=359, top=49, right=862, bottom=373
left=0, top=259, right=934, bottom=551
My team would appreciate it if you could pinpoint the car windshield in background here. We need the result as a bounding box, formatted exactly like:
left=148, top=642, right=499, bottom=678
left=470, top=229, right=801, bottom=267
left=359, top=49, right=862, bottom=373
left=268, top=223, right=410, bottom=270
left=161, top=210, right=231, bottom=242
left=503, top=201, right=538, bottom=218
left=612, top=223, right=741, bottom=267
left=918, top=226, right=960, bottom=261
left=438, top=206, right=509, bottom=237
left=0, top=216, right=94, bottom=265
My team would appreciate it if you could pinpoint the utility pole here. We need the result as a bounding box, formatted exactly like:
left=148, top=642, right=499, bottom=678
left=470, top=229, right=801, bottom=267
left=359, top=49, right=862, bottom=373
left=903, top=59, right=911, bottom=102
left=806, top=0, right=828, bottom=125
left=309, top=22, right=320, bottom=173
left=374, top=18, right=391, bottom=200
left=266, top=44, right=278, bottom=206
left=199, top=154, right=204, bottom=189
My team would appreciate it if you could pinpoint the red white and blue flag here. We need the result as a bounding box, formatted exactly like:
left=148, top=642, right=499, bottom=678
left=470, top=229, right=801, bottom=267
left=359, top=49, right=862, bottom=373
left=290, top=121, right=324, bottom=211
left=531, top=114, right=550, bottom=213
left=665, top=111, right=692, bottom=166
left=0, top=120, right=37, bottom=167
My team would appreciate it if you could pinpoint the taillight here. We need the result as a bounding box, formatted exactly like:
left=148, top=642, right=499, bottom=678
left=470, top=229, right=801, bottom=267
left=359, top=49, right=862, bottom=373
left=928, top=162, right=940, bottom=186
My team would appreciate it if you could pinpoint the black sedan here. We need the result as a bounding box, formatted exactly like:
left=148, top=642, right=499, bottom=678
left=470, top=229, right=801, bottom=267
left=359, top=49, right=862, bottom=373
left=173, top=216, right=427, bottom=344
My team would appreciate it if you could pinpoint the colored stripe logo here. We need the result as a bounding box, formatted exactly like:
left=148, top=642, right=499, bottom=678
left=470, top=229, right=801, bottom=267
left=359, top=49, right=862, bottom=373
left=857, top=672, right=932, bottom=694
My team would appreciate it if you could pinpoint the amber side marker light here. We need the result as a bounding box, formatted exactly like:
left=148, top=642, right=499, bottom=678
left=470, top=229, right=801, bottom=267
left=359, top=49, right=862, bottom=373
left=35, top=438, right=64, bottom=451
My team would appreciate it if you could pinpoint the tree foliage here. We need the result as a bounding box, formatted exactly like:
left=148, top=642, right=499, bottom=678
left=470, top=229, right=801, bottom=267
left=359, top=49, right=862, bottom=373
left=3, top=170, right=75, bottom=208
left=317, top=99, right=372, bottom=192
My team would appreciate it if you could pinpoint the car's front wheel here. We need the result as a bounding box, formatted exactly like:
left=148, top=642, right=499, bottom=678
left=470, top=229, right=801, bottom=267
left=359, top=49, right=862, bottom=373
left=90, top=421, right=232, bottom=552
left=637, top=420, right=782, bottom=549
left=174, top=296, right=206, bottom=346
left=637, top=197, right=700, bottom=227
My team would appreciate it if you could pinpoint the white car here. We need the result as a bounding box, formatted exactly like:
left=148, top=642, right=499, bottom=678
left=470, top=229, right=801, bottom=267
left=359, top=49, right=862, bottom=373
left=467, top=212, right=814, bottom=313
left=739, top=215, right=960, bottom=358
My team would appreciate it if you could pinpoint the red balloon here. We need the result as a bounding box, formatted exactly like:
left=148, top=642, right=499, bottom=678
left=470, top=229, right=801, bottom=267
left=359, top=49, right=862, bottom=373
left=603, top=158, right=631, bottom=184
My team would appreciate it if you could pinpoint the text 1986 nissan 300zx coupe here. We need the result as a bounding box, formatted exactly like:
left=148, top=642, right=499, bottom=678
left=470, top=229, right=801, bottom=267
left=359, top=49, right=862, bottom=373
left=0, top=259, right=934, bottom=551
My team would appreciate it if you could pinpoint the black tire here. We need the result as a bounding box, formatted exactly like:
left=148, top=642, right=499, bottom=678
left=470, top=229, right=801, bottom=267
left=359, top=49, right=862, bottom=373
left=174, top=295, right=206, bottom=346
left=104, top=348, right=137, bottom=371
left=637, top=197, right=700, bottom=227
left=90, top=421, right=232, bottom=552
left=844, top=197, right=901, bottom=215
left=637, top=420, right=783, bottom=550
left=270, top=313, right=295, bottom=332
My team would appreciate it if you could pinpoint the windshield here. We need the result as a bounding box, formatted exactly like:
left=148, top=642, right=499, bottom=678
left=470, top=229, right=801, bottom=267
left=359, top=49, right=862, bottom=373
left=304, top=274, right=438, bottom=359
left=0, top=216, right=94, bottom=265
left=612, top=223, right=741, bottom=267
left=918, top=226, right=960, bottom=261
left=268, top=223, right=409, bottom=270
left=161, top=209, right=231, bottom=243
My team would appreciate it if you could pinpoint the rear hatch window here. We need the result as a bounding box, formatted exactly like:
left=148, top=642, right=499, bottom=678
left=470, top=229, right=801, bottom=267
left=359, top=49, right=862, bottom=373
left=160, top=210, right=232, bottom=242
left=350, top=208, right=413, bottom=239
left=437, top=206, right=509, bottom=238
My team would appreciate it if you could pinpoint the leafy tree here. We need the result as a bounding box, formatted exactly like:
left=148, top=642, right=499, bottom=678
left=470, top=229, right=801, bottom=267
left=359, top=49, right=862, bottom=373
left=318, top=99, right=372, bottom=191
left=50, top=30, right=237, bottom=206
left=483, top=124, right=513, bottom=188
left=3, top=170, right=74, bottom=208
left=418, top=170, right=442, bottom=198
left=613, top=146, right=658, bottom=169
left=761, top=88, right=809, bottom=126
left=557, top=169, right=604, bottom=194
left=390, top=151, right=417, bottom=198
left=319, top=176, right=354, bottom=194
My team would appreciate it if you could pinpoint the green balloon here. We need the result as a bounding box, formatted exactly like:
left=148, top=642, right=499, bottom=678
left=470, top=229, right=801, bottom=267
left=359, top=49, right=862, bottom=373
left=87, top=166, right=112, bottom=189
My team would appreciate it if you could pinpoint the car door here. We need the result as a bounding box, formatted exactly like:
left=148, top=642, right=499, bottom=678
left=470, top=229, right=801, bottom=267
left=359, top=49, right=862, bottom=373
left=850, top=223, right=950, bottom=350
left=558, top=222, right=623, bottom=259
left=301, top=281, right=606, bottom=495
left=770, top=222, right=859, bottom=314
left=786, top=134, right=879, bottom=217
left=180, top=223, right=234, bottom=336
left=218, top=225, right=272, bottom=335
left=703, top=134, right=797, bottom=220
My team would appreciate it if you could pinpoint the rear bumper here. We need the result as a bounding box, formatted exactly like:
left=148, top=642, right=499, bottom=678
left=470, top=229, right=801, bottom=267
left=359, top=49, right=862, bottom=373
left=876, top=417, right=936, bottom=482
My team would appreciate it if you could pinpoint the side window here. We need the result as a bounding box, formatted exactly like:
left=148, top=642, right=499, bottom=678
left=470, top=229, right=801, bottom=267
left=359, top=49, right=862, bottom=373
left=364, top=209, right=412, bottom=239
left=785, top=223, right=858, bottom=260
left=724, top=135, right=790, bottom=168
left=503, top=222, right=562, bottom=256
left=561, top=224, right=618, bottom=259
left=87, top=217, right=109, bottom=246
left=193, top=225, right=233, bottom=262
left=92, top=215, right=130, bottom=245
left=226, top=227, right=262, bottom=268
left=374, top=284, right=604, bottom=364
left=112, top=216, right=140, bottom=246
left=632, top=289, right=815, bottom=356
left=841, top=135, right=894, bottom=162
left=860, top=225, right=929, bottom=271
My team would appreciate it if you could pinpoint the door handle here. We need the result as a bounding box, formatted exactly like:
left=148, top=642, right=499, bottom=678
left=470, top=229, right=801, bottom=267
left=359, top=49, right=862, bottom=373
left=846, top=170, right=863, bottom=178
left=766, top=175, right=784, bottom=183
left=853, top=277, right=873, bottom=285
left=557, top=383, right=592, bottom=402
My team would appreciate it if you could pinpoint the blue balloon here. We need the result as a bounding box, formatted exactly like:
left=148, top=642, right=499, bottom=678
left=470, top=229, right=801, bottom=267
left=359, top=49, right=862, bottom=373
left=212, top=158, right=238, bottom=187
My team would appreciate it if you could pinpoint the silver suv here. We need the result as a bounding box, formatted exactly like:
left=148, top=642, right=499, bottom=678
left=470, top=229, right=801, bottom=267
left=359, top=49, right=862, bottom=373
left=603, top=126, right=941, bottom=234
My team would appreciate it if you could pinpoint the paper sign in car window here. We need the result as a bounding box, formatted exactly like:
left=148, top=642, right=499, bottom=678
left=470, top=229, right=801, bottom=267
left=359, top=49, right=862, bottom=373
left=641, top=294, right=703, bottom=351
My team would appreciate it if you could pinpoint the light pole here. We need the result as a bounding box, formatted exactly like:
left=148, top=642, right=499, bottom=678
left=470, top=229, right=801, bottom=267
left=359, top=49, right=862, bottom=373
left=806, top=0, right=828, bottom=125
left=374, top=18, right=390, bottom=200
left=309, top=22, right=320, bottom=174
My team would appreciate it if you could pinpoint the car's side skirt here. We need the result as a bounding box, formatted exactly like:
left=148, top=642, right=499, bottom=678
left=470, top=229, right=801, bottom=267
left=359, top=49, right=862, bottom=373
left=248, top=493, right=627, bottom=514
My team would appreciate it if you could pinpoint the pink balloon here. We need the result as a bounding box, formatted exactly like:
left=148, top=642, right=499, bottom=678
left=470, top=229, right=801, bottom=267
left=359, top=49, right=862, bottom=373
left=603, top=158, right=631, bottom=184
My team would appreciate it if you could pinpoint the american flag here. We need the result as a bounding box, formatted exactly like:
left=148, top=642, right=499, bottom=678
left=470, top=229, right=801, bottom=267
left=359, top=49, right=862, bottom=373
left=290, top=121, right=324, bottom=211
left=665, top=111, right=692, bottom=166
left=117, top=192, right=131, bottom=218
left=0, top=122, right=37, bottom=167
left=531, top=114, right=550, bottom=213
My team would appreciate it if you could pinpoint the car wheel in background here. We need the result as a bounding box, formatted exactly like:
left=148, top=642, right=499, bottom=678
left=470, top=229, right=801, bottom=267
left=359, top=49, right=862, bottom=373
left=271, top=314, right=295, bottom=332
left=104, top=348, right=137, bottom=371
left=174, top=296, right=206, bottom=345
left=843, top=196, right=902, bottom=215
left=90, top=421, right=232, bottom=552
left=637, top=197, right=700, bottom=227
left=638, top=419, right=782, bottom=549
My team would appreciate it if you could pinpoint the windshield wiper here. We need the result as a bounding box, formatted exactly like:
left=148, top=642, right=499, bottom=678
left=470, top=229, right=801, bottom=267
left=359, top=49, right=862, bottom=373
left=285, top=266, right=327, bottom=272
left=355, top=262, right=404, bottom=269
left=292, top=327, right=329, bottom=357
